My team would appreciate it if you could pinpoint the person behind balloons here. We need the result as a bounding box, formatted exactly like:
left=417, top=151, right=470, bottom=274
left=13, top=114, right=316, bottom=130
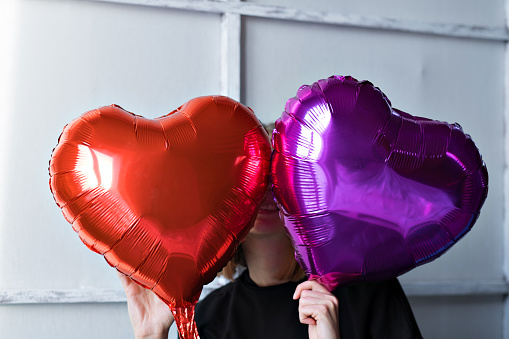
left=118, top=124, right=422, bottom=339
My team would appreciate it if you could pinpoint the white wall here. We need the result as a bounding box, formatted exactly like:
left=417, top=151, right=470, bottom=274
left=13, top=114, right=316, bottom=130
left=0, top=0, right=506, bottom=338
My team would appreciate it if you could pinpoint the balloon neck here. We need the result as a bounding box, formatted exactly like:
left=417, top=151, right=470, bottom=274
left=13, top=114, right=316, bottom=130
left=309, top=272, right=361, bottom=291
left=171, top=304, right=200, bottom=339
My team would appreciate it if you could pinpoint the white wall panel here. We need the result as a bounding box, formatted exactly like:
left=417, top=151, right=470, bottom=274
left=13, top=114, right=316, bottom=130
left=0, top=303, right=133, bottom=339
left=408, top=296, right=505, bottom=338
left=245, top=0, right=505, bottom=28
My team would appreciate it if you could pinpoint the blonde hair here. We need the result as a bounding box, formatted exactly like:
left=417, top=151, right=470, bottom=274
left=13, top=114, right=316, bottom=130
left=219, top=121, right=306, bottom=282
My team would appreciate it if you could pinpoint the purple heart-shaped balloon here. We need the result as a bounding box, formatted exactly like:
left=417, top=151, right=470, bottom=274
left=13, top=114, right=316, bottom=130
left=272, top=76, right=488, bottom=290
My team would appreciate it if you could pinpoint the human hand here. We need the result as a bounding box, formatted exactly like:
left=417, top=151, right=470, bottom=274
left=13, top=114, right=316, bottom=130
left=293, top=280, right=340, bottom=339
left=118, top=272, right=174, bottom=339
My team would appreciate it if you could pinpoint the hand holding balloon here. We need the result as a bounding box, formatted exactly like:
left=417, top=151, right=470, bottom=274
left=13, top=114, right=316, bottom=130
left=294, top=280, right=340, bottom=339
left=118, top=272, right=174, bottom=339
left=272, top=75, right=488, bottom=290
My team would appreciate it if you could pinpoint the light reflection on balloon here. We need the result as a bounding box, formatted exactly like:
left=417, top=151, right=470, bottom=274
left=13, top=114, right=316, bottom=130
left=76, top=146, right=115, bottom=190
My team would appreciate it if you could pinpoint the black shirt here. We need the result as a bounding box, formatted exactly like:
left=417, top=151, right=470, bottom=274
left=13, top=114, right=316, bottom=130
left=195, top=270, right=422, bottom=339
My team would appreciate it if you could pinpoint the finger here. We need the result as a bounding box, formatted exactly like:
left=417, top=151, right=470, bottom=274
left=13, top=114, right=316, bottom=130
left=299, top=304, right=340, bottom=338
left=298, top=292, right=338, bottom=309
left=299, top=304, right=330, bottom=324
left=298, top=305, right=318, bottom=325
left=300, top=316, right=317, bottom=326
left=117, top=271, right=143, bottom=296
left=293, top=279, right=330, bottom=299
left=117, top=271, right=130, bottom=289
left=299, top=289, right=336, bottom=299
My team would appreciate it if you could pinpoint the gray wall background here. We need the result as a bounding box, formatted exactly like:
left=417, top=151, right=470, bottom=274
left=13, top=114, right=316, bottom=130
left=0, top=0, right=506, bottom=338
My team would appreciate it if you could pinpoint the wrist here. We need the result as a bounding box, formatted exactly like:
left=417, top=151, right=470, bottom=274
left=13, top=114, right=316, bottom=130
left=135, top=335, right=168, bottom=339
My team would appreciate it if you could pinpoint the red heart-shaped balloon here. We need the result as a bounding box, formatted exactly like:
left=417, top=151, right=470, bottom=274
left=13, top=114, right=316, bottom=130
left=49, top=96, right=271, bottom=338
left=272, top=76, right=488, bottom=291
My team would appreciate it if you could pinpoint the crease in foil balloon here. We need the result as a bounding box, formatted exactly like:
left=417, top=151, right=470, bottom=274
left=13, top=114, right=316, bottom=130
left=272, top=75, right=488, bottom=292
left=329, top=165, right=455, bottom=231
left=49, top=96, right=271, bottom=339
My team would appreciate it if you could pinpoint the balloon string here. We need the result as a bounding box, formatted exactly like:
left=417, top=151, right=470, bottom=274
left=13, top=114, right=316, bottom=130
left=171, top=305, right=200, bottom=339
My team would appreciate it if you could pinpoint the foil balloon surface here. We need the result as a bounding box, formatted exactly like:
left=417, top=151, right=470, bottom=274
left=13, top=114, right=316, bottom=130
left=271, top=76, right=488, bottom=291
left=49, top=96, right=271, bottom=339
